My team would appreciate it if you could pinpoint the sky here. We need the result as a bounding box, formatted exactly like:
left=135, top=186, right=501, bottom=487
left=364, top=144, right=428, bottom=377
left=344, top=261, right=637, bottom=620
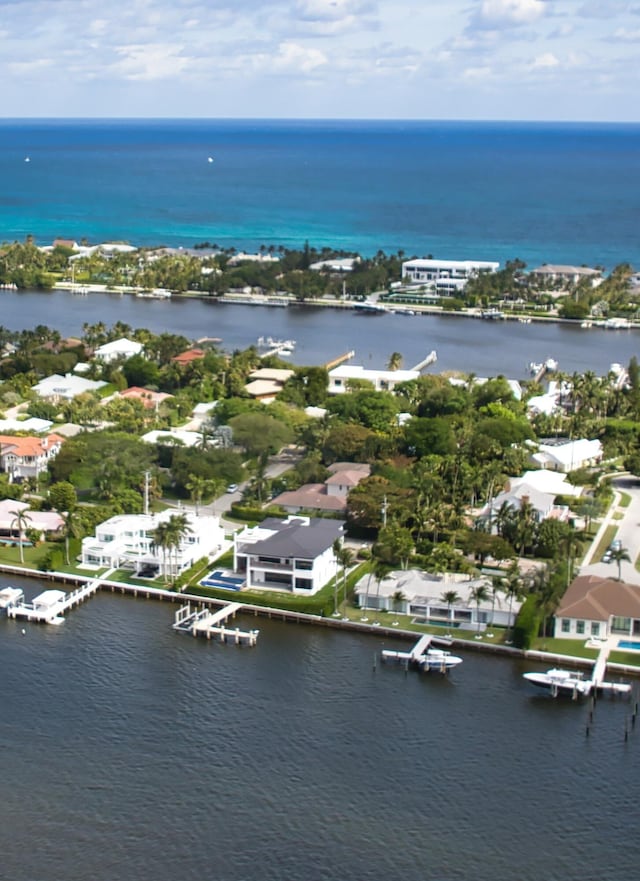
left=2, top=0, right=640, bottom=120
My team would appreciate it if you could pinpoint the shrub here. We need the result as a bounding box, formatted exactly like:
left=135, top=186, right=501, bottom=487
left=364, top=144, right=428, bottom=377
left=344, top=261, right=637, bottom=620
left=512, top=594, right=542, bottom=650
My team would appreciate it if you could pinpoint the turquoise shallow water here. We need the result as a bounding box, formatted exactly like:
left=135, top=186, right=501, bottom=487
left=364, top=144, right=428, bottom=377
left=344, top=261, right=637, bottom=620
left=1, top=118, right=640, bottom=267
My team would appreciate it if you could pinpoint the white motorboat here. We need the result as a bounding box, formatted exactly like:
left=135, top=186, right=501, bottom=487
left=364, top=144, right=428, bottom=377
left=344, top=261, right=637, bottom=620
left=523, top=668, right=592, bottom=697
left=417, top=648, right=463, bottom=672
left=0, top=586, right=24, bottom=609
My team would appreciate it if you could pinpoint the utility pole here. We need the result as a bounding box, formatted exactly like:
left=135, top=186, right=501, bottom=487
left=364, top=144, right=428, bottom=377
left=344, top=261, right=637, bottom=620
left=143, top=470, right=150, bottom=516
left=381, top=495, right=388, bottom=528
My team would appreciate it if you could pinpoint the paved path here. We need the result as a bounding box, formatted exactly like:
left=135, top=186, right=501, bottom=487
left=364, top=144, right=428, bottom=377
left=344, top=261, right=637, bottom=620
left=580, top=475, right=640, bottom=584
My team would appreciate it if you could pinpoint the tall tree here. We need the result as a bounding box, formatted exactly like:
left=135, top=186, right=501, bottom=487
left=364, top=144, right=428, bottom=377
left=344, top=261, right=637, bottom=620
left=10, top=507, right=32, bottom=564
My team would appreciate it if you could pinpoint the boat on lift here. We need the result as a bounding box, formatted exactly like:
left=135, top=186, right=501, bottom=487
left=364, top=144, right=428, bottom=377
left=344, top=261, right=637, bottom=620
left=523, top=668, right=592, bottom=698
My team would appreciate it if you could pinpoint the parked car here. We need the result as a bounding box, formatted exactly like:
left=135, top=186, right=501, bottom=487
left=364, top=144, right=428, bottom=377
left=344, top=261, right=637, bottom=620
left=611, top=539, right=622, bottom=551
left=226, top=483, right=238, bottom=493
left=602, top=550, right=613, bottom=563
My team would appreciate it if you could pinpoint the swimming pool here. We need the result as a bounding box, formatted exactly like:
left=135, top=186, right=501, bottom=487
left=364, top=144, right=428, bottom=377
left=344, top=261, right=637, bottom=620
left=617, top=640, right=640, bottom=651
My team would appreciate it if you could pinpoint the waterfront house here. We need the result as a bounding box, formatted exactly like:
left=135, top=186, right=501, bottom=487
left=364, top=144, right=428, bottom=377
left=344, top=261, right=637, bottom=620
left=554, top=575, right=640, bottom=640
left=94, top=337, right=144, bottom=363
left=172, top=348, right=206, bottom=365
left=328, top=365, right=419, bottom=394
left=530, top=264, right=602, bottom=287
left=31, top=373, right=107, bottom=402
left=0, top=433, right=65, bottom=483
left=354, top=569, right=521, bottom=630
left=233, top=516, right=344, bottom=595
left=401, top=259, right=499, bottom=294
left=81, top=510, right=224, bottom=574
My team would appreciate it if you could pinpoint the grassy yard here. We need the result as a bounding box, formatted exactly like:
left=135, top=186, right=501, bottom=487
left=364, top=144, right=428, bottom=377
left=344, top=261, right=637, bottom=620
left=618, top=491, right=632, bottom=508
left=593, top=524, right=618, bottom=562
left=531, top=637, right=599, bottom=660
left=608, top=650, right=640, bottom=668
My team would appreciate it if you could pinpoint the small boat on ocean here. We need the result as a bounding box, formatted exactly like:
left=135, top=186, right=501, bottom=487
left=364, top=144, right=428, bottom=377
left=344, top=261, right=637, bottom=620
left=523, top=668, right=591, bottom=698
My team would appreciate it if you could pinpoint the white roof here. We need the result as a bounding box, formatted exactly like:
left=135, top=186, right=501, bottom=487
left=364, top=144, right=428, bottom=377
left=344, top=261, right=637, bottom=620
left=329, top=365, right=419, bottom=383
left=510, top=470, right=583, bottom=498
left=192, top=401, right=217, bottom=415
left=140, top=429, right=203, bottom=447
left=535, top=438, right=603, bottom=469
left=32, top=374, right=107, bottom=399
left=402, top=258, right=500, bottom=271
left=33, top=589, right=66, bottom=608
left=94, top=338, right=143, bottom=357
left=0, top=417, right=53, bottom=432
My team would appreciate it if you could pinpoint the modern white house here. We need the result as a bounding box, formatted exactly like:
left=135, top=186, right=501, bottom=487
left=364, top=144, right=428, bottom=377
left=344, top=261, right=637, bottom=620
left=94, top=337, right=144, bottom=363
left=328, top=364, right=419, bottom=394
left=401, top=259, right=499, bottom=293
left=233, top=516, right=344, bottom=595
left=31, top=373, right=107, bottom=402
left=0, top=433, right=65, bottom=483
left=81, top=510, right=224, bottom=574
left=529, top=438, right=603, bottom=473
left=554, top=575, right=640, bottom=640
left=530, top=265, right=602, bottom=286
left=354, top=569, right=521, bottom=631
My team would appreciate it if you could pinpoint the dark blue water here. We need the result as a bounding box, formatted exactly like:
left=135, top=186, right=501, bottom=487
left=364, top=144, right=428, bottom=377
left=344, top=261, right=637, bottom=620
left=1, top=575, right=639, bottom=881
left=0, top=288, right=637, bottom=377
left=2, top=119, right=640, bottom=267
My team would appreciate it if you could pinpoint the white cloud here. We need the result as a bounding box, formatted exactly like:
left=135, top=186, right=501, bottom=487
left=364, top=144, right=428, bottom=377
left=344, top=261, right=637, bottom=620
left=474, top=0, right=548, bottom=29
left=530, top=51, right=560, bottom=68
left=110, top=43, right=192, bottom=80
left=271, top=41, right=328, bottom=72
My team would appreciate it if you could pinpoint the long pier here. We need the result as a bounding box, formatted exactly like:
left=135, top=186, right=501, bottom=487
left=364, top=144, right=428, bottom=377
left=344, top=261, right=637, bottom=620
left=6, top=568, right=115, bottom=624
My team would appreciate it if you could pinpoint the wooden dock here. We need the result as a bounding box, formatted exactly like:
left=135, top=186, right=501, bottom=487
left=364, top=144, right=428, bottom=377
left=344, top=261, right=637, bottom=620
left=6, top=569, right=115, bottom=624
left=324, top=350, right=355, bottom=370
left=173, top=602, right=259, bottom=645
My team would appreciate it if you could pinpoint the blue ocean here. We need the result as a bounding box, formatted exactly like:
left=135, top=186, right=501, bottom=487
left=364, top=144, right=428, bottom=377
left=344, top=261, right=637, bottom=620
left=1, top=118, right=640, bottom=268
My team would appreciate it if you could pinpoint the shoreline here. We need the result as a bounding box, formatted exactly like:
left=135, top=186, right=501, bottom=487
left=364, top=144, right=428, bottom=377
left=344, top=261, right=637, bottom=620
left=3, top=560, right=639, bottom=679
left=49, top=282, right=640, bottom=332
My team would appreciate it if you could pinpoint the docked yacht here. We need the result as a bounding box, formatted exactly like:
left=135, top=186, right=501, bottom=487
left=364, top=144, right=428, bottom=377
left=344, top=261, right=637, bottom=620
left=417, top=648, right=463, bottom=672
left=523, top=668, right=592, bottom=697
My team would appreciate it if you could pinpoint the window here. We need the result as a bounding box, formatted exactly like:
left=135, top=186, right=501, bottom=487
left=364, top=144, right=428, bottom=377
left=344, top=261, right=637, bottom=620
left=576, top=620, right=585, bottom=635
left=295, top=578, right=313, bottom=591
left=612, top=616, right=631, bottom=634
left=296, top=560, right=313, bottom=571
left=561, top=619, right=570, bottom=633
left=591, top=622, right=600, bottom=637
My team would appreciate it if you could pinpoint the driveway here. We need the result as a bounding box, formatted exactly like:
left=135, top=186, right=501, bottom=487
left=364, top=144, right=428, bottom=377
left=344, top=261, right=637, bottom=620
left=580, top=475, right=640, bottom=585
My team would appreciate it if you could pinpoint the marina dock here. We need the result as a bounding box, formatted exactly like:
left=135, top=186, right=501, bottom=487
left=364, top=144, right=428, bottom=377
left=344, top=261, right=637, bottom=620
left=6, top=569, right=115, bottom=624
left=409, top=350, right=438, bottom=371
left=173, top=602, right=259, bottom=645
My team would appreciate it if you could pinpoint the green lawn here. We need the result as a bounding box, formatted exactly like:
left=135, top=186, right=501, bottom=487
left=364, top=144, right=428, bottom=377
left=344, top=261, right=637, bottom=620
left=593, top=524, right=618, bottom=562
left=618, top=491, right=632, bottom=508
left=531, top=637, right=599, bottom=660
left=608, top=650, right=640, bottom=668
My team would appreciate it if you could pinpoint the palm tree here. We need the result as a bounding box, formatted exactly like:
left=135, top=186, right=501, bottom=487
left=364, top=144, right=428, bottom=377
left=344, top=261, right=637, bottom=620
left=165, top=513, right=192, bottom=581
left=371, top=559, right=390, bottom=625
left=10, top=507, right=32, bottom=564
left=441, top=589, right=461, bottom=631
left=611, top=545, right=631, bottom=582
left=62, top=509, right=80, bottom=566
left=487, top=576, right=503, bottom=636
left=469, top=583, right=490, bottom=637
left=151, top=521, right=172, bottom=582
left=186, top=474, right=206, bottom=515
left=331, top=538, right=342, bottom=617
left=387, top=351, right=403, bottom=371
left=336, top=545, right=355, bottom=617
left=503, top=561, right=523, bottom=643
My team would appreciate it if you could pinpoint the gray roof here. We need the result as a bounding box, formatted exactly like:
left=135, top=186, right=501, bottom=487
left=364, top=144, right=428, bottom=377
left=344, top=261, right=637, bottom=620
left=245, top=518, right=344, bottom=559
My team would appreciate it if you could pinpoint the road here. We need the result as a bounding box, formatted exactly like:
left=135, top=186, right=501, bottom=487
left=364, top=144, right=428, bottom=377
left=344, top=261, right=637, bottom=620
left=580, top=475, right=640, bottom=584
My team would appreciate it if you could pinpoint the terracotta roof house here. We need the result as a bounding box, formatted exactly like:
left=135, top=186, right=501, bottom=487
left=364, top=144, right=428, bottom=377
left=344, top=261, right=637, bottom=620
left=172, top=348, right=206, bottom=365
left=0, top=433, right=65, bottom=483
left=119, top=387, right=173, bottom=409
left=272, top=462, right=371, bottom=514
left=244, top=368, right=294, bottom=403
left=554, top=575, right=640, bottom=640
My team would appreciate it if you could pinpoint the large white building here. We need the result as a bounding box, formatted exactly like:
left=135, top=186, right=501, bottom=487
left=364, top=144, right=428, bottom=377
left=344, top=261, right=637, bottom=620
left=31, top=373, right=107, bottom=402
left=94, top=337, right=144, bottom=363
left=401, top=259, right=499, bottom=294
left=81, top=510, right=224, bottom=575
left=354, top=569, right=522, bottom=631
left=233, top=516, right=344, bottom=595
left=328, top=365, right=419, bottom=394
